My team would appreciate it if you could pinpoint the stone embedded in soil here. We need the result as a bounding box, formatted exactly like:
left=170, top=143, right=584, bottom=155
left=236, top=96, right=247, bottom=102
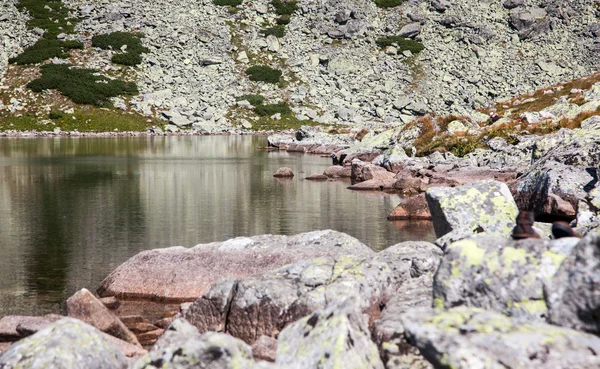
left=273, top=167, right=294, bottom=178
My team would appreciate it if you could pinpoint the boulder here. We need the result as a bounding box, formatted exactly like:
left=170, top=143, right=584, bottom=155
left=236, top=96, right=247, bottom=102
left=546, top=233, right=600, bottom=335
left=305, top=174, right=328, bottom=181
left=433, top=236, right=579, bottom=321
left=251, top=335, right=277, bottom=362
left=387, top=194, right=432, bottom=220
left=273, top=167, right=294, bottom=178
left=402, top=307, right=600, bottom=369
left=66, top=288, right=140, bottom=346
left=352, top=160, right=395, bottom=183
left=276, top=298, right=384, bottom=369
left=426, top=180, right=519, bottom=240
left=0, top=315, right=62, bottom=341
left=398, top=22, right=421, bottom=39
left=98, top=230, right=373, bottom=303
left=347, top=179, right=396, bottom=191
left=0, top=318, right=128, bottom=369
left=130, top=319, right=265, bottom=369
left=323, top=165, right=352, bottom=178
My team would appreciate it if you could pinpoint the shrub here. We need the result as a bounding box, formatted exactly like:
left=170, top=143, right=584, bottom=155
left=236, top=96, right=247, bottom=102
left=238, top=94, right=265, bottom=106
left=271, top=0, right=298, bottom=15
left=27, top=64, right=138, bottom=106
left=245, top=65, right=282, bottom=84
left=213, top=0, right=243, bottom=6
left=254, top=103, right=291, bottom=116
left=92, top=32, right=148, bottom=66
left=261, top=25, right=285, bottom=38
left=375, top=36, right=424, bottom=53
left=48, top=110, right=64, bottom=120
left=277, top=15, right=291, bottom=25
left=17, top=0, right=77, bottom=38
left=373, top=0, right=406, bottom=8
left=9, top=39, right=83, bottom=65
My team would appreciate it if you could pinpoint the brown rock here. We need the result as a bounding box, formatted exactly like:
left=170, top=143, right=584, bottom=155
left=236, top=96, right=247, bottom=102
left=99, top=296, right=121, bottom=310
left=388, top=194, right=432, bottom=220
left=0, top=342, right=10, bottom=354
left=0, top=315, right=62, bottom=341
left=66, top=288, right=141, bottom=346
left=154, top=317, right=174, bottom=329
left=273, top=167, right=294, bottom=177
left=137, top=328, right=165, bottom=346
left=352, top=161, right=394, bottom=183
left=120, top=316, right=159, bottom=334
left=323, top=165, right=351, bottom=178
left=348, top=179, right=396, bottom=191
left=305, top=174, right=328, bottom=181
left=104, top=334, right=148, bottom=358
left=251, top=335, right=277, bottom=362
left=394, top=176, right=429, bottom=194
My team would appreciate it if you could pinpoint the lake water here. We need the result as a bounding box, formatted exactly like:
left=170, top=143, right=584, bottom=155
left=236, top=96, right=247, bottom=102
left=0, top=136, right=435, bottom=316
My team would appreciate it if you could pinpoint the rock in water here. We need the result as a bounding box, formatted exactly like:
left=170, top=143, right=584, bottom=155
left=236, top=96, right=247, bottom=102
left=425, top=180, right=518, bottom=246
left=387, top=194, right=432, bottom=220
left=66, top=288, right=140, bottom=346
left=546, top=233, right=600, bottom=334
left=0, top=318, right=128, bottom=369
left=402, top=307, right=600, bottom=369
left=273, top=167, right=294, bottom=177
left=131, top=319, right=264, bottom=369
left=276, top=299, right=384, bottom=369
left=433, top=236, right=579, bottom=321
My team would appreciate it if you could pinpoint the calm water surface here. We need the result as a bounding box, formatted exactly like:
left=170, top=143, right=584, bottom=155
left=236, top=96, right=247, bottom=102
left=0, top=136, right=435, bottom=316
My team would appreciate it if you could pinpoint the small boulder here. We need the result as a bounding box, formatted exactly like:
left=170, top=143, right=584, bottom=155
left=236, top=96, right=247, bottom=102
left=387, top=194, right=432, bottom=220
left=402, top=307, right=600, bottom=369
left=352, top=160, right=394, bottom=183
left=273, top=167, right=294, bottom=178
left=0, top=315, right=62, bottom=342
left=426, top=180, right=518, bottom=240
left=546, top=233, right=600, bottom=335
left=305, top=174, right=328, bottom=181
left=347, top=179, right=396, bottom=191
left=251, top=335, right=277, bottom=362
left=276, top=299, right=384, bottom=369
left=323, top=165, right=352, bottom=178
left=0, top=318, right=128, bottom=369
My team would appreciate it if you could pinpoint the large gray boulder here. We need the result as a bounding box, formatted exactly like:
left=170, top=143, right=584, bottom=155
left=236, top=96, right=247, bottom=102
left=98, top=230, right=373, bottom=302
left=433, top=236, right=579, bottom=321
left=0, top=318, right=128, bottom=369
left=131, top=319, right=269, bottom=369
left=276, top=299, right=384, bottom=369
left=546, top=233, right=600, bottom=335
left=425, top=181, right=519, bottom=244
left=402, top=307, right=600, bottom=369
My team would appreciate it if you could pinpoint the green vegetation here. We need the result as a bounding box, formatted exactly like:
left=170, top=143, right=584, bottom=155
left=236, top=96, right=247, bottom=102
left=277, top=15, right=291, bottom=25
left=373, top=0, right=406, bottom=8
left=245, top=65, right=282, bottom=84
left=9, top=39, right=83, bottom=65
left=254, top=102, right=292, bottom=116
left=48, top=110, right=64, bottom=120
left=238, top=94, right=266, bottom=106
left=27, top=64, right=138, bottom=106
left=375, top=36, right=424, bottom=53
left=17, top=0, right=77, bottom=38
left=261, top=25, right=285, bottom=38
left=271, top=0, right=298, bottom=15
left=92, top=32, right=148, bottom=66
left=213, top=0, right=243, bottom=6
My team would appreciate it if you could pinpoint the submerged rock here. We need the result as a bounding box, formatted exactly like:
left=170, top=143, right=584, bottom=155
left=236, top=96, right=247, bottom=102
left=0, top=318, right=128, bottom=369
left=433, top=236, right=579, bottom=321
left=402, top=307, right=600, bottom=369
left=546, top=233, right=600, bottom=335
left=276, top=299, right=384, bottom=369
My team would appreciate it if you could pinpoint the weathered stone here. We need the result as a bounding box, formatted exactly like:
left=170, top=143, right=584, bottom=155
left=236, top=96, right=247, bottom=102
left=398, top=23, right=421, bottom=39
left=98, top=230, right=372, bottom=303
left=273, top=167, right=294, bottom=178
left=66, top=288, right=140, bottom=346
left=388, top=194, right=432, bottom=220
left=402, top=307, right=600, bottom=369
left=137, top=328, right=165, bottom=346
left=546, top=233, right=600, bottom=335
left=276, top=299, right=384, bottom=369
left=426, top=180, right=519, bottom=239
left=433, top=236, right=579, bottom=321
left=347, top=179, right=396, bottom=191
left=0, top=315, right=62, bottom=341
left=324, top=165, right=352, bottom=178
left=251, top=335, right=277, bottom=362
left=305, top=174, right=328, bottom=181
left=0, top=318, right=128, bottom=369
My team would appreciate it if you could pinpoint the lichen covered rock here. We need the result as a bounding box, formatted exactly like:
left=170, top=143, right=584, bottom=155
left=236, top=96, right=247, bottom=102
left=402, top=307, right=600, bottom=369
left=0, top=318, right=128, bottom=369
left=433, top=236, right=579, bottom=321
left=426, top=180, right=518, bottom=240
left=546, top=232, right=600, bottom=335
left=276, top=299, right=384, bottom=369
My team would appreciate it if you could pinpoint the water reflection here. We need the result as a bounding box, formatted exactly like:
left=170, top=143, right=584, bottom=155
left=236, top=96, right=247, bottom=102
left=0, top=136, right=435, bottom=316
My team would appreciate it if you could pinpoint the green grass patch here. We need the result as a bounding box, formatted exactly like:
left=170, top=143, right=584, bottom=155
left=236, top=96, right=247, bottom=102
left=9, top=39, right=83, bottom=65
left=277, top=15, right=291, bottom=25
left=213, top=0, right=243, bottom=6
left=92, top=32, right=148, bottom=66
left=48, top=110, right=64, bottom=120
left=17, top=0, right=78, bottom=38
left=271, top=0, right=298, bottom=15
left=245, top=65, right=282, bottom=84
left=373, top=0, right=406, bottom=8
left=238, top=94, right=266, bottom=106
left=27, top=64, right=138, bottom=106
left=375, top=36, right=424, bottom=53
left=254, top=102, right=292, bottom=116
left=261, top=25, right=285, bottom=38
